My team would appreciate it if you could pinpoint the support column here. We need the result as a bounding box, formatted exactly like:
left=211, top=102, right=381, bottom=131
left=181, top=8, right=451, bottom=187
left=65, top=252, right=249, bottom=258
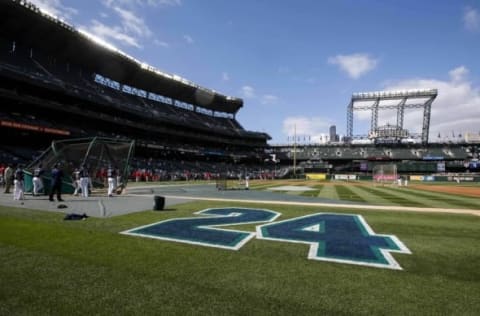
left=346, top=101, right=353, bottom=141
left=422, top=97, right=434, bottom=144
left=370, top=99, right=380, bottom=135
left=396, top=98, right=407, bottom=130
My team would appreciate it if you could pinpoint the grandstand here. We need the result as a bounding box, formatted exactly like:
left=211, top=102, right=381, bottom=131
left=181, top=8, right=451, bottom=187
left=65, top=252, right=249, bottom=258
left=271, top=142, right=478, bottom=175
left=270, top=89, right=479, bottom=177
left=0, top=1, right=478, bottom=182
left=0, top=0, right=270, bottom=172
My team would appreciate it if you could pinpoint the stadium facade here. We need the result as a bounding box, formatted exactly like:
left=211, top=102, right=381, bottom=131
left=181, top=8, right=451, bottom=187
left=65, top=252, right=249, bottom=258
left=0, top=0, right=270, bottom=169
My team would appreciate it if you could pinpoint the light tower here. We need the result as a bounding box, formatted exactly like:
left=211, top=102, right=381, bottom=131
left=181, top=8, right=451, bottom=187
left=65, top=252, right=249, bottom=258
left=346, top=89, right=437, bottom=144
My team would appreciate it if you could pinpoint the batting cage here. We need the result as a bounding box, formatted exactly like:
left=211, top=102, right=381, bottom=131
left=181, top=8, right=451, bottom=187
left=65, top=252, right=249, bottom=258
left=24, top=137, right=135, bottom=194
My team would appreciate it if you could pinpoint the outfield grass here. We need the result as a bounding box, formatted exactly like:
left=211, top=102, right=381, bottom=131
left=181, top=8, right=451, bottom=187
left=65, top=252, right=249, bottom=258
left=1, top=200, right=479, bottom=315
left=250, top=180, right=480, bottom=210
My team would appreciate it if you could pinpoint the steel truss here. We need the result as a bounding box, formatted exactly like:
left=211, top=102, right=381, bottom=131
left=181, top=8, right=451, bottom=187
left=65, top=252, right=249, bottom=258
left=346, top=89, right=437, bottom=144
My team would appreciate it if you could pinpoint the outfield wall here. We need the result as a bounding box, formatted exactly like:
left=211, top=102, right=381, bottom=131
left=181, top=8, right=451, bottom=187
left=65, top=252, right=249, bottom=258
left=417, top=175, right=480, bottom=182
left=304, top=173, right=480, bottom=182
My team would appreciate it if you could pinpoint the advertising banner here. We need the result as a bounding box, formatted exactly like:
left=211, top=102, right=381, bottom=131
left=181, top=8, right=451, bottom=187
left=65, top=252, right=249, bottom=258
left=334, top=174, right=357, bottom=180
left=305, top=173, right=327, bottom=180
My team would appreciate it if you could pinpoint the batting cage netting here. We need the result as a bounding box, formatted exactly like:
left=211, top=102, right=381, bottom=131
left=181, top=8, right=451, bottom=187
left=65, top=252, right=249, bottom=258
left=24, top=137, right=135, bottom=193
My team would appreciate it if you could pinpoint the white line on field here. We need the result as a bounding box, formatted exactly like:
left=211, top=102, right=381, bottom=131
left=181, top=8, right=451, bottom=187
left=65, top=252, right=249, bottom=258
left=127, top=194, right=480, bottom=217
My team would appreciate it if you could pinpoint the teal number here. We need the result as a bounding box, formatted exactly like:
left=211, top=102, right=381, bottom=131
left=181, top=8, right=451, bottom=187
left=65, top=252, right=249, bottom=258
left=257, top=213, right=411, bottom=269
left=122, top=208, right=280, bottom=250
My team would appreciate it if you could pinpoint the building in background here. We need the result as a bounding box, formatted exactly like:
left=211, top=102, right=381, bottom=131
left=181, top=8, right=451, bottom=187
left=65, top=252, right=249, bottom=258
left=329, top=125, right=339, bottom=143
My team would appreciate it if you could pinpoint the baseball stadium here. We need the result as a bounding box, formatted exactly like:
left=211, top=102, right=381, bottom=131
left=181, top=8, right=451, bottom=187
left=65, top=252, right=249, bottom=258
left=0, top=1, right=479, bottom=315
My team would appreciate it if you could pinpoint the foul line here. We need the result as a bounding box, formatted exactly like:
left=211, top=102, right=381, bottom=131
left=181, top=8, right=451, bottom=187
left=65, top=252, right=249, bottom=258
left=156, top=194, right=480, bottom=217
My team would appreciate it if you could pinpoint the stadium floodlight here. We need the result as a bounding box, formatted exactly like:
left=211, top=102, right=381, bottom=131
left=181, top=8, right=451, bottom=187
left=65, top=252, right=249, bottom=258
left=352, top=89, right=437, bottom=100
left=347, top=88, right=438, bottom=145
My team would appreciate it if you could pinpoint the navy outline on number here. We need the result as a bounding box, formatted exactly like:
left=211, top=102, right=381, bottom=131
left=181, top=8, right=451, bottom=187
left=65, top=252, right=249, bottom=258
left=121, top=207, right=280, bottom=250
left=256, top=213, right=411, bottom=270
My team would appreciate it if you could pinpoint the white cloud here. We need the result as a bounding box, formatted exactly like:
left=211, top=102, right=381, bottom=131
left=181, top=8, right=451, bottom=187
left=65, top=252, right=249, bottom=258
left=154, top=39, right=170, bottom=47
left=239, top=86, right=279, bottom=105
left=84, top=20, right=141, bottom=48
left=378, top=67, right=480, bottom=140
left=83, top=1, right=158, bottom=49
left=222, top=72, right=230, bottom=82
left=104, top=0, right=181, bottom=7
left=328, top=53, right=377, bottom=79
left=464, top=7, right=480, bottom=31
left=241, top=86, right=255, bottom=98
left=183, top=35, right=194, bottom=44
left=449, top=66, right=469, bottom=82
left=261, top=95, right=279, bottom=105
left=240, top=85, right=279, bottom=105
left=113, top=6, right=152, bottom=37
left=29, top=0, right=78, bottom=20
left=146, top=0, right=182, bottom=6
left=282, top=116, right=333, bottom=142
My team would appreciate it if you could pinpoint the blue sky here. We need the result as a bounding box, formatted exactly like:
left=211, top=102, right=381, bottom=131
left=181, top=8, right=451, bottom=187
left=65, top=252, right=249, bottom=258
left=30, top=0, right=480, bottom=144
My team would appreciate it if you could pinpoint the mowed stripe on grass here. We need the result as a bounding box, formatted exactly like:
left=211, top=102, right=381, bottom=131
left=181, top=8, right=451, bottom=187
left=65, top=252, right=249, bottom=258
left=345, top=185, right=392, bottom=205
left=322, top=182, right=479, bottom=210
left=400, top=187, right=480, bottom=210
left=318, top=184, right=339, bottom=200
left=334, top=185, right=366, bottom=203
left=352, top=185, right=428, bottom=207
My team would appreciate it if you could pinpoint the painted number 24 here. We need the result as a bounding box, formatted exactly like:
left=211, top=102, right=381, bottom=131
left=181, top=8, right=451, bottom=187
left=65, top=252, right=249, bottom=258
left=122, top=208, right=411, bottom=270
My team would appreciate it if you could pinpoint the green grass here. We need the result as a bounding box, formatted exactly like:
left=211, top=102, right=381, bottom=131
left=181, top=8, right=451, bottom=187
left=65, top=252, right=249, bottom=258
left=317, top=183, right=339, bottom=200
left=334, top=185, right=366, bottom=203
left=1, top=201, right=480, bottom=315
left=255, top=180, right=480, bottom=211
left=401, top=187, right=480, bottom=209
left=353, top=185, right=429, bottom=207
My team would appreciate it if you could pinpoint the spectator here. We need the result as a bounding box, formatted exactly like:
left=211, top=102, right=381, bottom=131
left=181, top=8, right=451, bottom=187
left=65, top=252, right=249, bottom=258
left=0, top=164, right=4, bottom=187
left=3, top=164, right=13, bottom=194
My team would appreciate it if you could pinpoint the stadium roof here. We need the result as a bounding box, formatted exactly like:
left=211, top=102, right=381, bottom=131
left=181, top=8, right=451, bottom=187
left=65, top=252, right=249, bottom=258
left=0, top=0, right=243, bottom=114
